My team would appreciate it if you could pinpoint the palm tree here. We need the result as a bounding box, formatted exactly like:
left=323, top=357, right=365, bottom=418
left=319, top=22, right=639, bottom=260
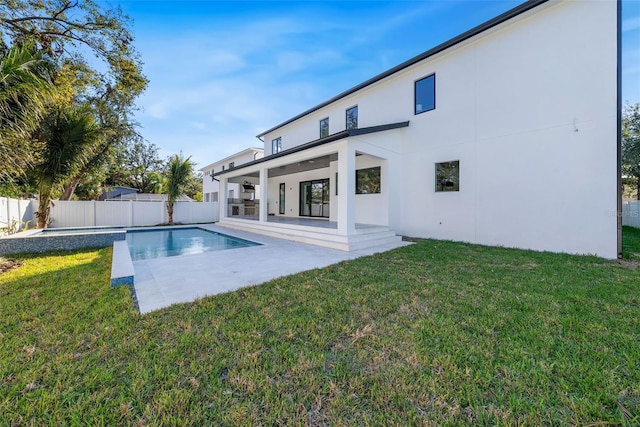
left=165, top=154, right=193, bottom=225
left=34, top=105, right=102, bottom=228
left=0, top=40, right=55, bottom=183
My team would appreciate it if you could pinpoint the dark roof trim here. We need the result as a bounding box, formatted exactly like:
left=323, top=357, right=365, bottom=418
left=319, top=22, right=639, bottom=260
left=216, top=121, right=409, bottom=176
left=256, top=0, right=549, bottom=138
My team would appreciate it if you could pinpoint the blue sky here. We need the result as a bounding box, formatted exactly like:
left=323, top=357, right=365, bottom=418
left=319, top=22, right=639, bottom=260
left=111, top=0, right=640, bottom=169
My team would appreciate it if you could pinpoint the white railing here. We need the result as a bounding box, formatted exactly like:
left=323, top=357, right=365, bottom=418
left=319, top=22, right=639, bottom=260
left=0, top=197, right=36, bottom=234
left=622, top=201, right=640, bottom=228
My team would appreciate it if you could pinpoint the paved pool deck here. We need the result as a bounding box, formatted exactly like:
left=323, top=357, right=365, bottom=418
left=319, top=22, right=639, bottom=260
left=132, top=224, right=411, bottom=314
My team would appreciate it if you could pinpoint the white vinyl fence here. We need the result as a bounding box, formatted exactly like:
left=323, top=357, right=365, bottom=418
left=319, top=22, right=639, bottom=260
left=47, top=200, right=219, bottom=227
left=622, top=201, right=640, bottom=228
left=1, top=197, right=218, bottom=231
left=0, top=197, right=36, bottom=234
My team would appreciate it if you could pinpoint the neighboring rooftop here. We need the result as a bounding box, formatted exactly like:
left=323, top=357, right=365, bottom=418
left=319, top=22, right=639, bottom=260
left=105, top=193, right=194, bottom=202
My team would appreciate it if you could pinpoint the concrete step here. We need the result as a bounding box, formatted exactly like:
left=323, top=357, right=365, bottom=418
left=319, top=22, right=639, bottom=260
left=218, top=219, right=402, bottom=252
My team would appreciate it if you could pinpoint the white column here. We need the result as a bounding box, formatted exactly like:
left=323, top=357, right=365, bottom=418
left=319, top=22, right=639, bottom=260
left=220, top=176, right=228, bottom=220
left=337, top=143, right=356, bottom=235
left=259, top=168, right=268, bottom=223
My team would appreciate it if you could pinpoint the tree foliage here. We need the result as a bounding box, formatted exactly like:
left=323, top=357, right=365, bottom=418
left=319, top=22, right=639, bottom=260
left=0, top=40, right=55, bottom=182
left=165, top=154, right=194, bottom=225
left=0, top=0, right=148, bottom=204
left=622, top=103, right=640, bottom=200
left=34, top=104, right=103, bottom=227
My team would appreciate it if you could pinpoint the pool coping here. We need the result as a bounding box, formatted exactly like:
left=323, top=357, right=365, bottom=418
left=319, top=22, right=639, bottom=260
left=131, top=224, right=412, bottom=314
left=111, top=240, right=135, bottom=287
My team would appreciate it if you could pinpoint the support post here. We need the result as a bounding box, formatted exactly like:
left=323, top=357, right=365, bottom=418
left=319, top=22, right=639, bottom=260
left=337, top=143, right=356, bottom=235
left=259, top=168, right=268, bottom=222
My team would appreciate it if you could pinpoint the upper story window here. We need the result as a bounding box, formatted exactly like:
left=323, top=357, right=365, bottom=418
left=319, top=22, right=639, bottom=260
left=272, top=137, right=282, bottom=154
left=229, top=162, right=234, bottom=168
left=415, top=74, right=435, bottom=115
left=346, top=106, right=358, bottom=130
left=320, top=117, right=329, bottom=138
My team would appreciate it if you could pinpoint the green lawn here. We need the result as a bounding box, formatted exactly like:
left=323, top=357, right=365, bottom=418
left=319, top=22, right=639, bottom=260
left=1, top=229, right=639, bottom=426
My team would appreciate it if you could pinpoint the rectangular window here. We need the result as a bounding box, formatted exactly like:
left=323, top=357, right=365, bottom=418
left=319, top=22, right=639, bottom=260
left=435, top=160, right=459, bottom=192
left=319, top=117, right=329, bottom=138
left=205, top=193, right=210, bottom=202
left=415, top=74, right=435, bottom=114
left=300, top=179, right=330, bottom=217
left=212, top=192, right=218, bottom=202
left=335, top=172, right=338, bottom=196
left=229, top=162, right=234, bottom=168
left=356, top=166, right=381, bottom=194
left=272, top=137, right=282, bottom=154
left=279, top=183, right=285, bottom=214
left=346, top=106, right=358, bottom=130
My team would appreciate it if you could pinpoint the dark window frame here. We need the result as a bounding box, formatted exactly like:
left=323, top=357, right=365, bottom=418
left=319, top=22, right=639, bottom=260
left=356, top=166, right=381, bottom=195
left=272, top=137, right=282, bottom=154
left=279, top=183, right=285, bottom=214
left=414, top=74, right=436, bottom=115
left=345, top=105, right=358, bottom=130
left=319, top=117, right=329, bottom=138
left=299, top=179, right=330, bottom=218
left=435, top=160, right=460, bottom=192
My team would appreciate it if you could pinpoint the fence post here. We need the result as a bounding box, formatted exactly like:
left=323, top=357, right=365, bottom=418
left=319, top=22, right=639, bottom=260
left=5, top=197, right=10, bottom=229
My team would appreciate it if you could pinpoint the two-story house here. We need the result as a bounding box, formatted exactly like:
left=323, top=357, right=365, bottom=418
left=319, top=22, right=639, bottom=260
left=213, top=0, right=620, bottom=258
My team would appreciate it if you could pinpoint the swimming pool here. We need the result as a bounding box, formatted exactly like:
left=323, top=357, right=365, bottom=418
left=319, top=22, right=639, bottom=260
left=126, top=227, right=261, bottom=261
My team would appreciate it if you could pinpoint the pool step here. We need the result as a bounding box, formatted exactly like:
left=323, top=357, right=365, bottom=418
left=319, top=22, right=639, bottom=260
left=110, top=240, right=134, bottom=287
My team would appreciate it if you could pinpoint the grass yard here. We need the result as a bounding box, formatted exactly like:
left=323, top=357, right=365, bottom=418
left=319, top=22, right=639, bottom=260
left=1, top=228, right=639, bottom=426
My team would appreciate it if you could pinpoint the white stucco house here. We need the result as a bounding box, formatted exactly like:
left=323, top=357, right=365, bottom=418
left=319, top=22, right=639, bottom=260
left=200, top=148, right=264, bottom=216
left=212, top=0, right=621, bottom=258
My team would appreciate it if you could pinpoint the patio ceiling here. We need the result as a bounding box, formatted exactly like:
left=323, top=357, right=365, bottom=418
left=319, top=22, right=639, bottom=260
left=268, top=154, right=338, bottom=178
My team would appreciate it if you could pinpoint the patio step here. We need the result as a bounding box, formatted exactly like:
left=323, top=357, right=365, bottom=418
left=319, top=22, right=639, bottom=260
left=218, top=218, right=402, bottom=252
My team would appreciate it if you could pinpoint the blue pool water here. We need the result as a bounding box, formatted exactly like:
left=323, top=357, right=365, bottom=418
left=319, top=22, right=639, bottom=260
left=126, top=227, right=261, bottom=261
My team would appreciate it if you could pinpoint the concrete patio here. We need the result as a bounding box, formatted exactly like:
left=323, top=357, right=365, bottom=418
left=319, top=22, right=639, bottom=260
left=131, top=224, right=410, bottom=314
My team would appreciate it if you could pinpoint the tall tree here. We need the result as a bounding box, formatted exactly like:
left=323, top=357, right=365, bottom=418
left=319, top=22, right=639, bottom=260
left=165, top=154, right=193, bottom=225
left=1, top=0, right=148, bottom=196
left=622, top=103, right=640, bottom=200
left=34, top=104, right=102, bottom=228
left=0, top=40, right=54, bottom=183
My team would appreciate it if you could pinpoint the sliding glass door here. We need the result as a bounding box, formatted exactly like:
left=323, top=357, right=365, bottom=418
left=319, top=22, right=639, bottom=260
left=300, top=179, right=330, bottom=218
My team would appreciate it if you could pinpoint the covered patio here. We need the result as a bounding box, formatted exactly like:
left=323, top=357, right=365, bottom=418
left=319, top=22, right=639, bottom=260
left=214, top=123, right=408, bottom=251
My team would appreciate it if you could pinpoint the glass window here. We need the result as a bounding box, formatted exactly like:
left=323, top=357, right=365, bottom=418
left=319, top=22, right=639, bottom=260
left=300, top=179, right=330, bottom=217
left=415, top=74, right=435, bottom=115
left=346, top=106, right=358, bottom=130
left=229, top=162, right=234, bottom=168
left=356, top=167, right=381, bottom=194
left=279, top=183, right=285, bottom=214
left=320, top=117, right=329, bottom=138
left=272, top=137, right=282, bottom=154
left=212, top=192, right=218, bottom=202
left=435, top=161, right=459, bottom=192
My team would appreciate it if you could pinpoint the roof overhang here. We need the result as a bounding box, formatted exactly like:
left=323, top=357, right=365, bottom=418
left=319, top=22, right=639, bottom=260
left=199, top=147, right=264, bottom=172
left=215, top=121, right=409, bottom=177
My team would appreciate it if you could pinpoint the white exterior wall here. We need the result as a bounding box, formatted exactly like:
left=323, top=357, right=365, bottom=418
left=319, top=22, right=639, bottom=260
left=201, top=149, right=263, bottom=201
left=259, top=0, right=618, bottom=258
